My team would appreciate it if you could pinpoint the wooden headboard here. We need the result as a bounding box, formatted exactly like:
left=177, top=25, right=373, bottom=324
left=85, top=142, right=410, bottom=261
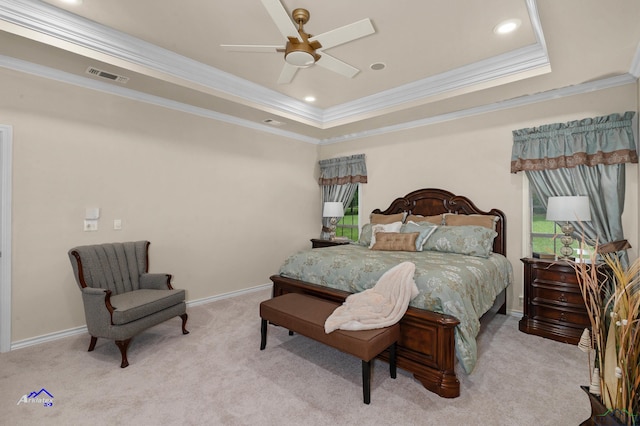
left=371, top=188, right=507, bottom=256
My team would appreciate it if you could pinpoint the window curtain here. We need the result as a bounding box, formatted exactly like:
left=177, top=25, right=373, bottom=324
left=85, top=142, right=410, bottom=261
left=318, top=154, right=367, bottom=240
left=511, top=112, right=637, bottom=264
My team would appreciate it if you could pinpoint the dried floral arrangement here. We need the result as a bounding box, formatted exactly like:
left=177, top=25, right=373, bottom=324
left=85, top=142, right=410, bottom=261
left=574, top=251, right=640, bottom=425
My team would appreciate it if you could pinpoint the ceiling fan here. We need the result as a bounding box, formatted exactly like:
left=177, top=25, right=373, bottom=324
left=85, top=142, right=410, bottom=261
left=221, top=0, right=375, bottom=84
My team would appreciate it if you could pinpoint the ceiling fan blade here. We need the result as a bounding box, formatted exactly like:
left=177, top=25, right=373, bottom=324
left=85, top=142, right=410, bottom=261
left=277, top=63, right=299, bottom=84
left=309, top=19, right=374, bottom=50
left=220, top=45, right=284, bottom=53
left=261, top=0, right=301, bottom=41
left=316, top=53, right=360, bottom=78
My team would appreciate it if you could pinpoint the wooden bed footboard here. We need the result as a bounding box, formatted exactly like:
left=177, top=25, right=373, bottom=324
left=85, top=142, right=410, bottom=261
left=271, top=274, right=464, bottom=398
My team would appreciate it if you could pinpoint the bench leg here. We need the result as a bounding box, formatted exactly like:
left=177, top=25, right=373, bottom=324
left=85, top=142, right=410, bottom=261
left=362, top=360, right=371, bottom=404
left=389, top=342, right=397, bottom=379
left=260, top=319, right=267, bottom=350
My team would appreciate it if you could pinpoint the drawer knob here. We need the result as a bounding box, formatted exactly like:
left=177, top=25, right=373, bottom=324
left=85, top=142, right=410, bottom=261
left=559, top=312, right=567, bottom=322
left=558, top=294, right=567, bottom=303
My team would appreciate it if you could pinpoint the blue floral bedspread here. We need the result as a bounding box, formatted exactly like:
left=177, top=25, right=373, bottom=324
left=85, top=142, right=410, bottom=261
left=278, top=244, right=513, bottom=373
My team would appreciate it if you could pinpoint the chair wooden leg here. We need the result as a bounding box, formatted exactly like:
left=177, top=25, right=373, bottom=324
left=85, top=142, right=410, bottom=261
left=180, top=313, right=189, bottom=335
left=260, top=319, right=267, bottom=350
left=88, top=336, right=98, bottom=352
left=362, top=360, right=371, bottom=404
left=115, top=338, right=132, bottom=368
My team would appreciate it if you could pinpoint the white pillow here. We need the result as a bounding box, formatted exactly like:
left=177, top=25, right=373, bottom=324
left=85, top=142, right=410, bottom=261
left=369, top=221, right=403, bottom=248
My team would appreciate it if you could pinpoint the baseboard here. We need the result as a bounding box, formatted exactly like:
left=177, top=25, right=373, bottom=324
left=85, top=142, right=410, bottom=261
left=10, top=282, right=273, bottom=351
left=11, top=325, right=88, bottom=351
left=12, top=284, right=514, bottom=351
left=508, top=310, right=523, bottom=319
left=187, top=282, right=271, bottom=307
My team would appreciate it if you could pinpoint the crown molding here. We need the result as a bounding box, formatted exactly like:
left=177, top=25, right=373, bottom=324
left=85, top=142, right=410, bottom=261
left=321, top=43, right=550, bottom=127
left=0, top=54, right=320, bottom=144
left=0, top=0, right=325, bottom=126
left=0, top=54, right=636, bottom=147
left=0, top=0, right=636, bottom=146
left=321, top=0, right=550, bottom=127
left=318, top=74, right=637, bottom=145
left=0, top=0, right=550, bottom=128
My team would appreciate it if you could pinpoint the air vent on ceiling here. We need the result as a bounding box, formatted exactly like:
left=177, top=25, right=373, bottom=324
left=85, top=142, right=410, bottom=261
left=85, top=67, right=129, bottom=84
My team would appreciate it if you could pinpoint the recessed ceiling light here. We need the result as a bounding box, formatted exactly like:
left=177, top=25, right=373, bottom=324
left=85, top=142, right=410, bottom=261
left=304, top=96, right=316, bottom=103
left=494, top=19, right=521, bottom=35
left=370, top=62, right=386, bottom=71
left=262, top=118, right=283, bottom=126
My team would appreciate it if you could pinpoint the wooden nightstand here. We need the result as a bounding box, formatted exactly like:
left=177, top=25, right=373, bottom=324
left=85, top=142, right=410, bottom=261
left=310, top=238, right=351, bottom=248
left=519, top=257, right=594, bottom=344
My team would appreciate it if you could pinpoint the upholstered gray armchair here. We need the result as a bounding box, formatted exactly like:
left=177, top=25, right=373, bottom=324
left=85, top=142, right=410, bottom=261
left=68, top=241, right=188, bottom=367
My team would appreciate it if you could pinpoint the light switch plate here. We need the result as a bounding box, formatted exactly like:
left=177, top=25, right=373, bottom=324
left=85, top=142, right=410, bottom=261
left=84, top=219, right=98, bottom=231
left=85, top=207, right=100, bottom=220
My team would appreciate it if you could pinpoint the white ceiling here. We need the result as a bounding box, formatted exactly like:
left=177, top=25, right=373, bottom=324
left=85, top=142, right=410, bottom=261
left=0, top=0, right=639, bottom=144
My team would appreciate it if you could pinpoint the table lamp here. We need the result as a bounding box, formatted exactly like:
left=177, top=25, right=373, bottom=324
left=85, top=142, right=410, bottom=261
left=322, top=202, right=344, bottom=240
left=546, top=196, right=591, bottom=259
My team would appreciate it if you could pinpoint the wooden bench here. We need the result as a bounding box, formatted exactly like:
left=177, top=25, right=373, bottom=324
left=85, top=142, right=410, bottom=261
left=259, top=293, right=400, bottom=404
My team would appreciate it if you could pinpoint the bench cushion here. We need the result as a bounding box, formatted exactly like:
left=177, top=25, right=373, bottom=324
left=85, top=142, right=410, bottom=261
left=260, top=293, right=400, bottom=361
left=110, top=289, right=186, bottom=325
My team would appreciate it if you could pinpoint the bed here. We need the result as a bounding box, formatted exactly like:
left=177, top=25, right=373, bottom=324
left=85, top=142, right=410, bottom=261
left=270, top=188, right=512, bottom=398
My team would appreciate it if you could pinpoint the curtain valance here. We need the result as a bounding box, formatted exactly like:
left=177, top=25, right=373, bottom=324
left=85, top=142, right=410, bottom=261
left=318, top=154, right=367, bottom=185
left=511, top=112, right=637, bottom=173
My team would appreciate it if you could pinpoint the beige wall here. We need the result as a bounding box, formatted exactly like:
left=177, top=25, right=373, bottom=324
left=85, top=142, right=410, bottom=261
left=320, top=83, right=639, bottom=314
left=2, top=66, right=638, bottom=343
left=1, top=68, right=319, bottom=341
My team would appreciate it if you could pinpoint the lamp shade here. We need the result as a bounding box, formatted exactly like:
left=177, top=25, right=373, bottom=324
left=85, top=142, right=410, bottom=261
left=322, top=202, right=344, bottom=218
left=546, top=196, right=591, bottom=222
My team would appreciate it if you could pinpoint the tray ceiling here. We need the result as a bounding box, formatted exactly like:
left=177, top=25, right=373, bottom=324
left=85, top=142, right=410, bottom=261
left=0, top=0, right=639, bottom=143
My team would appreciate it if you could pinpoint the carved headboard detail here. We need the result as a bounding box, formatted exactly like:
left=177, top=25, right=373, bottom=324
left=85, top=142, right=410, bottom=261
left=371, top=188, right=507, bottom=256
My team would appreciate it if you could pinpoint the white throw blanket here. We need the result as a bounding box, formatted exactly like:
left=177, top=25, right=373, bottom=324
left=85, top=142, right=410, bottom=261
left=324, top=261, right=419, bottom=333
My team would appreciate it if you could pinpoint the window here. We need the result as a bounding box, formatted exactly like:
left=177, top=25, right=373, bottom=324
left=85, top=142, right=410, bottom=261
left=336, top=186, right=359, bottom=241
left=530, top=190, right=590, bottom=257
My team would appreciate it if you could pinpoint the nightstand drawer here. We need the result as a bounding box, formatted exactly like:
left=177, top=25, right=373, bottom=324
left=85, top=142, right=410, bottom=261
left=532, top=285, right=585, bottom=307
left=530, top=304, right=590, bottom=327
left=535, top=268, right=578, bottom=286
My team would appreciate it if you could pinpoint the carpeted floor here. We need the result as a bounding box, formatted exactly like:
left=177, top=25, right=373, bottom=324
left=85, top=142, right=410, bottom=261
left=1, top=288, right=591, bottom=425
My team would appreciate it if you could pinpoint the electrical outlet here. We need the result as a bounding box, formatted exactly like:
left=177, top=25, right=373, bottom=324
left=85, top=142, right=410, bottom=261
left=84, top=220, right=98, bottom=231
left=113, top=219, right=122, bottom=230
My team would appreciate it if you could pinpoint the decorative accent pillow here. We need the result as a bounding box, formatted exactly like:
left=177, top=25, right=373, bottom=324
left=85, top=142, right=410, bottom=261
left=443, top=213, right=499, bottom=230
left=405, top=214, right=443, bottom=225
left=422, top=225, right=498, bottom=258
left=371, top=232, right=419, bottom=251
left=401, top=221, right=438, bottom=251
left=369, top=221, right=403, bottom=248
left=358, top=223, right=374, bottom=246
left=370, top=212, right=406, bottom=224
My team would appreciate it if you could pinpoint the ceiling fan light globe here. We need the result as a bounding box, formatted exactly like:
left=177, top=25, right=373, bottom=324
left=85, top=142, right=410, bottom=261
left=285, top=51, right=315, bottom=67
